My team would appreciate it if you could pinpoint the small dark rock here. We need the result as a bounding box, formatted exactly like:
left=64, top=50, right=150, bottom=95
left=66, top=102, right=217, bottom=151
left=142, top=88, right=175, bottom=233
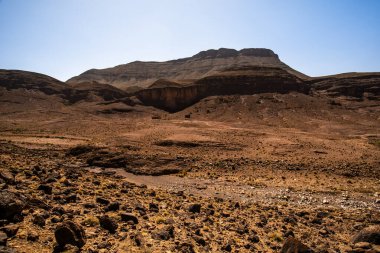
left=66, top=194, right=77, bottom=203
left=97, top=241, right=112, bottom=249
left=44, top=172, right=60, bottom=183
left=284, top=230, right=295, bottom=238
left=193, top=235, right=206, bottom=246
left=0, top=172, right=14, bottom=185
left=27, top=197, right=51, bottom=210
left=248, top=235, right=260, bottom=243
left=152, top=225, right=174, bottom=240
left=105, top=202, right=120, bottom=212
left=120, top=213, right=139, bottom=224
left=52, top=206, right=65, bottom=215
left=316, top=211, right=329, bottom=218
left=281, top=237, right=314, bottom=253
left=32, top=214, right=45, bottom=227
left=51, top=216, right=63, bottom=223
left=27, top=231, right=39, bottom=242
left=130, top=232, right=144, bottom=246
left=0, top=190, right=25, bottom=222
left=177, top=242, right=195, bottom=253
left=38, top=184, right=52, bottom=195
left=83, top=203, right=96, bottom=209
left=55, top=221, right=86, bottom=248
left=352, top=225, right=380, bottom=244
left=149, top=203, right=159, bottom=212
left=2, top=225, right=19, bottom=238
left=98, top=215, right=118, bottom=233
left=222, top=243, right=232, bottom=252
left=96, top=197, right=110, bottom=205
left=188, top=203, right=201, bottom=213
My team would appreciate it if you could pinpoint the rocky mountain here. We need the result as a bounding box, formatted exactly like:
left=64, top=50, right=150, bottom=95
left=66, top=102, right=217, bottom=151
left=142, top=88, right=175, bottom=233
left=67, top=48, right=308, bottom=90
left=1, top=48, right=379, bottom=113
left=0, top=70, right=128, bottom=104
left=308, top=73, right=380, bottom=100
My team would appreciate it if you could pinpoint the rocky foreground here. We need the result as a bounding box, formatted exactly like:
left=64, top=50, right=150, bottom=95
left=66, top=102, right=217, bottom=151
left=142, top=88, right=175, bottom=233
left=0, top=142, right=379, bottom=253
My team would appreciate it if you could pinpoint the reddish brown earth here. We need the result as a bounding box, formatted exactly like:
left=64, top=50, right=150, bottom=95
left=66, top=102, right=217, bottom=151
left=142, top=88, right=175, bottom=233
left=0, top=49, right=379, bottom=252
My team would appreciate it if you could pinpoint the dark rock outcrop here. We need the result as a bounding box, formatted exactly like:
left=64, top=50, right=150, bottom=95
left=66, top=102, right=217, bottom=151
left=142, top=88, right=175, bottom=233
left=98, top=215, right=118, bottom=233
left=120, top=213, right=139, bottom=224
left=136, top=66, right=309, bottom=112
left=54, top=221, right=86, bottom=248
left=310, top=73, right=380, bottom=100
left=0, top=190, right=25, bottom=222
left=352, top=225, right=380, bottom=244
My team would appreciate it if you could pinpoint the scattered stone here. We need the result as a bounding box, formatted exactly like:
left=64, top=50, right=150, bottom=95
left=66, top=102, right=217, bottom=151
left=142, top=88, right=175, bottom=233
left=96, top=197, right=110, bottom=205
left=188, top=203, right=201, bottom=213
left=98, top=215, right=118, bottom=233
left=0, top=172, right=14, bottom=185
left=152, top=225, right=174, bottom=240
left=177, top=242, right=195, bottom=253
left=55, top=221, right=86, bottom=248
left=105, top=202, right=120, bottom=212
left=27, top=197, right=51, bottom=211
left=248, top=234, right=260, bottom=243
left=27, top=231, right=39, bottom=242
left=52, top=206, right=65, bottom=215
left=66, top=194, right=77, bottom=203
left=0, top=190, right=25, bottom=222
left=281, top=237, right=314, bottom=253
left=352, top=225, right=380, bottom=244
left=38, top=184, right=52, bottom=195
left=83, top=203, right=96, bottom=209
left=149, top=203, right=159, bottom=212
left=120, top=213, right=139, bottom=224
left=130, top=232, right=144, bottom=246
left=193, top=234, right=206, bottom=246
left=222, top=243, right=232, bottom=252
left=32, top=214, right=45, bottom=227
left=2, top=225, right=19, bottom=238
left=97, top=241, right=112, bottom=249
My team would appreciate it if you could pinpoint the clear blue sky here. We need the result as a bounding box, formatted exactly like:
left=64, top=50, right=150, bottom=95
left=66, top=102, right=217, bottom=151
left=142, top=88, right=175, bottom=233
left=1, top=0, right=379, bottom=81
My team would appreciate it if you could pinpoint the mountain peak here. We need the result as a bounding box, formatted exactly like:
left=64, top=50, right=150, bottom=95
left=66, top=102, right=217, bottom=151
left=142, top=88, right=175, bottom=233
left=192, top=48, right=278, bottom=59
left=67, top=47, right=288, bottom=89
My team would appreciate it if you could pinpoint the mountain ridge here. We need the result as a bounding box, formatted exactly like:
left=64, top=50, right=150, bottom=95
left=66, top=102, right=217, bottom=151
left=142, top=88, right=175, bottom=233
left=67, top=48, right=307, bottom=90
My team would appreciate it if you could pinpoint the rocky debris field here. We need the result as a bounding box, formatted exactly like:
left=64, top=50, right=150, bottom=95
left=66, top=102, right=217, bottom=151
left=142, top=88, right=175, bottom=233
left=0, top=142, right=379, bottom=253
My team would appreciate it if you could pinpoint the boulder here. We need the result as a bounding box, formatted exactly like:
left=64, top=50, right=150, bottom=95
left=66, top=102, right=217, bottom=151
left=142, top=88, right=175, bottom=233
left=98, top=215, right=118, bottom=233
left=54, top=221, right=86, bottom=248
left=352, top=225, right=380, bottom=244
left=120, top=213, right=139, bottom=224
left=0, top=190, right=25, bottom=222
left=152, top=225, right=174, bottom=240
left=281, top=237, right=314, bottom=253
left=188, top=203, right=201, bottom=213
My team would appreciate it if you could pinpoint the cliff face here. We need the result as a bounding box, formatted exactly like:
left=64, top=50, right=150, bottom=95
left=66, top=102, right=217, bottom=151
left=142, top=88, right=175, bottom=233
left=136, top=67, right=309, bottom=112
left=136, top=67, right=380, bottom=112
left=67, top=48, right=306, bottom=90
left=309, top=73, right=380, bottom=100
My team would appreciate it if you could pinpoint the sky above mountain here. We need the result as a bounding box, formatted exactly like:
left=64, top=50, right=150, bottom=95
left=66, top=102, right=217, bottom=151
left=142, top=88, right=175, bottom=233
left=1, top=0, right=379, bottom=81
